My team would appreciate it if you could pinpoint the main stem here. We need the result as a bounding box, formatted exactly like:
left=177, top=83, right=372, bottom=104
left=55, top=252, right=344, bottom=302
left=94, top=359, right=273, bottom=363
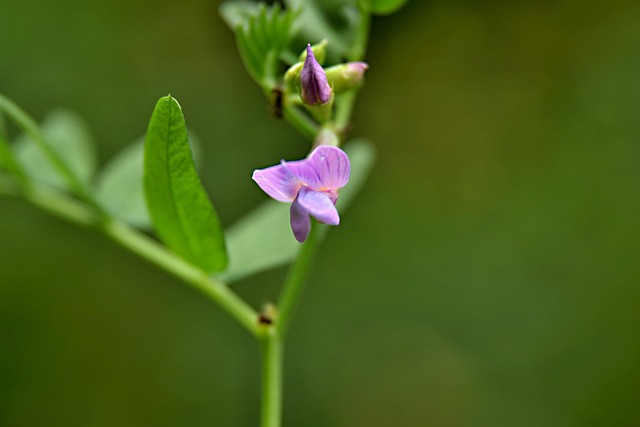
left=259, top=329, right=282, bottom=427
left=277, top=223, right=320, bottom=335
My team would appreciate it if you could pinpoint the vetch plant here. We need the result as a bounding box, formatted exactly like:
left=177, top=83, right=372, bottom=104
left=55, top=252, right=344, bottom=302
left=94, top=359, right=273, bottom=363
left=0, top=0, right=408, bottom=425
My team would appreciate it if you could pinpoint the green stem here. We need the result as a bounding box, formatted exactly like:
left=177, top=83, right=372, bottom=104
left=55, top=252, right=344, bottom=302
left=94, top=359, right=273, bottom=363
left=0, top=111, right=7, bottom=139
left=0, top=94, right=102, bottom=212
left=0, top=135, right=30, bottom=192
left=276, top=222, right=320, bottom=336
left=259, top=328, right=282, bottom=427
left=283, top=104, right=318, bottom=141
left=0, top=187, right=260, bottom=336
left=334, top=11, right=371, bottom=134
left=350, top=12, right=371, bottom=62
left=106, top=220, right=259, bottom=336
left=334, top=90, right=357, bottom=133
left=257, top=198, right=323, bottom=427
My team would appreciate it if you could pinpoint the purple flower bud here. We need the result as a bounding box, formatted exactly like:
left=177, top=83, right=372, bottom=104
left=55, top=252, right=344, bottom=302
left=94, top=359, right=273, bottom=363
left=252, top=146, right=351, bottom=242
left=300, top=44, right=332, bottom=105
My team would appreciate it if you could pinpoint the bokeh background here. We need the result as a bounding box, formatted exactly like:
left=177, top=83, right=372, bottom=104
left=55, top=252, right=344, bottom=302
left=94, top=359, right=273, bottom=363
left=1, top=0, right=640, bottom=425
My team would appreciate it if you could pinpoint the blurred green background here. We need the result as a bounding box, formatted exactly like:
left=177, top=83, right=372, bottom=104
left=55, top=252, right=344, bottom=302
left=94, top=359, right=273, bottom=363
left=1, top=0, right=640, bottom=425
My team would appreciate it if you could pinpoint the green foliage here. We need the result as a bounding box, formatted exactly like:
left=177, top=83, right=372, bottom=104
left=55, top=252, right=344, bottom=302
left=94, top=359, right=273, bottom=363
left=220, top=139, right=376, bottom=283
left=359, top=0, right=408, bottom=15
left=143, top=96, right=228, bottom=273
left=220, top=2, right=297, bottom=89
left=13, top=109, right=97, bottom=191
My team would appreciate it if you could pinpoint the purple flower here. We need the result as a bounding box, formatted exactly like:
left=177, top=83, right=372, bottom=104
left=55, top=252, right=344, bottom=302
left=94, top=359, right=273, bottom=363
left=252, top=146, right=350, bottom=242
left=300, top=44, right=332, bottom=105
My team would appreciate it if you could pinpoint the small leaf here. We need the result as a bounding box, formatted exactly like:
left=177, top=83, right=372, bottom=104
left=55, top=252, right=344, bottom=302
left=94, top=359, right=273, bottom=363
left=13, top=109, right=97, bottom=190
left=143, top=96, right=227, bottom=273
left=220, top=139, right=376, bottom=283
left=359, top=0, right=408, bottom=15
left=221, top=2, right=298, bottom=88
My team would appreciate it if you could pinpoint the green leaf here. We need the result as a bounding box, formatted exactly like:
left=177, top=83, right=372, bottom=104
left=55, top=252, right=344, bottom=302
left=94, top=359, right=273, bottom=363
left=359, top=0, right=408, bottom=15
left=221, top=2, right=297, bottom=88
left=96, top=133, right=202, bottom=230
left=220, top=139, right=376, bottom=283
left=13, top=109, right=97, bottom=191
left=143, top=96, right=227, bottom=273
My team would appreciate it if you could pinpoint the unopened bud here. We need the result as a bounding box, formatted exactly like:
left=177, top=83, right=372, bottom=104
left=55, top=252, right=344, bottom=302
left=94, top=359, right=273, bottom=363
left=300, top=44, right=332, bottom=105
left=325, top=62, right=369, bottom=93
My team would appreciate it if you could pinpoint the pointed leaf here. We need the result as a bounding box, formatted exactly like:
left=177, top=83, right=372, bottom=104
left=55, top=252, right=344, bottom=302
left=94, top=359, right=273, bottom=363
left=143, top=96, right=227, bottom=273
left=221, top=2, right=297, bottom=88
left=220, top=139, right=376, bottom=283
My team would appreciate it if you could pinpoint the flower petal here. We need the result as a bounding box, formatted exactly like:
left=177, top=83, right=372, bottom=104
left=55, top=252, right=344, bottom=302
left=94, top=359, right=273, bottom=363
left=252, top=162, right=301, bottom=202
left=297, top=187, right=339, bottom=226
left=284, top=146, right=350, bottom=191
left=290, top=198, right=311, bottom=242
